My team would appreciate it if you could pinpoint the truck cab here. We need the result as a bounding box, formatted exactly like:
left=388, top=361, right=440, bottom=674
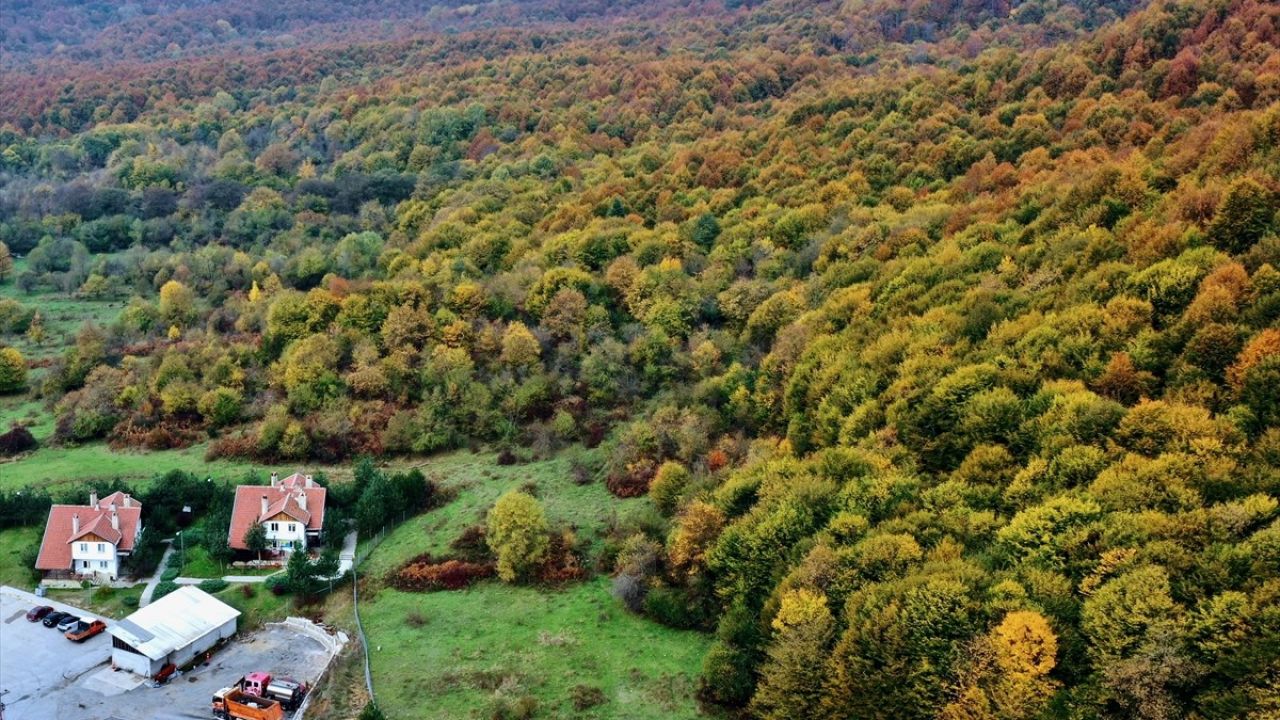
left=239, top=671, right=308, bottom=710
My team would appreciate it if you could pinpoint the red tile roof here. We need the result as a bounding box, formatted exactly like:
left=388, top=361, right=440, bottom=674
left=36, top=499, right=143, bottom=571
left=227, top=475, right=326, bottom=549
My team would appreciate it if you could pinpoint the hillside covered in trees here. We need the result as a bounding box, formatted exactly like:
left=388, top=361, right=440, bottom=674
left=2, top=0, right=1280, bottom=717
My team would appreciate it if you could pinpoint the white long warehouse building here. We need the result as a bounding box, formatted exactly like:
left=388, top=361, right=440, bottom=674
left=107, top=586, right=241, bottom=677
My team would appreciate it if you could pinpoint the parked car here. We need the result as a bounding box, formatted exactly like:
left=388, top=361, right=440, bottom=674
left=56, top=615, right=80, bottom=632
left=25, top=605, right=53, bottom=622
left=42, top=611, right=69, bottom=628
left=65, top=619, right=106, bottom=642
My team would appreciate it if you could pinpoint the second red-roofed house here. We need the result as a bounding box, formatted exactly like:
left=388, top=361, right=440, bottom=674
left=228, top=472, right=326, bottom=556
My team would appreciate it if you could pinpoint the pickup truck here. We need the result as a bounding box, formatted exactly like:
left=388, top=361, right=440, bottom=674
left=65, top=619, right=107, bottom=642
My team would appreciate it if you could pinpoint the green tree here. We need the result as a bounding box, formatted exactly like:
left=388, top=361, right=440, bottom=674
left=649, top=460, right=691, bottom=515
left=0, top=347, right=27, bottom=394
left=1208, top=178, right=1275, bottom=254
left=485, top=490, right=550, bottom=583
left=244, top=519, right=269, bottom=564
left=749, top=589, right=836, bottom=720
left=159, top=279, right=196, bottom=327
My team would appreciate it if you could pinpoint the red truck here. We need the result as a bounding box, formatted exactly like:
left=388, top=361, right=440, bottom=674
left=216, top=671, right=308, bottom=713
left=211, top=688, right=284, bottom=720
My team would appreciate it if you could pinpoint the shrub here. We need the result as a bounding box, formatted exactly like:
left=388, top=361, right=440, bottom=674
left=161, top=568, right=180, bottom=582
left=488, top=694, right=537, bottom=720
left=240, top=584, right=256, bottom=599
left=450, top=525, right=490, bottom=563
left=570, top=460, right=594, bottom=485
left=152, top=580, right=179, bottom=601
left=266, top=574, right=289, bottom=595
left=644, top=584, right=698, bottom=629
left=199, top=578, right=229, bottom=593
left=392, top=554, right=494, bottom=591
left=122, top=596, right=140, bottom=609
left=570, top=684, right=606, bottom=710
left=536, top=530, right=586, bottom=584
left=0, top=425, right=36, bottom=456
left=611, top=573, right=645, bottom=612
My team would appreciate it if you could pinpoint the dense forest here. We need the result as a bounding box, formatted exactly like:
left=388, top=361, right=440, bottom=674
left=2, top=0, right=1280, bottom=717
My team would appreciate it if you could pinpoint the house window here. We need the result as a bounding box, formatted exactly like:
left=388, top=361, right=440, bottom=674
left=288, top=524, right=296, bottom=533
left=100, top=560, right=107, bottom=569
left=79, top=543, right=87, bottom=552
left=98, top=543, right=105, bottom=553
left=270, top=522, right=279, bottom=532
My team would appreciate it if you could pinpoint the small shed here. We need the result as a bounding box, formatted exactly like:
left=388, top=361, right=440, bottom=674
left=107, top=586, right=240, bottom=677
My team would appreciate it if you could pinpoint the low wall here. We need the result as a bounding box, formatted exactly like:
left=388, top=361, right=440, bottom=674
left=268, top=616, right=348, bottom=720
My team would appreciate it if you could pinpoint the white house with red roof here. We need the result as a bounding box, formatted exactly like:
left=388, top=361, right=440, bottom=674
left=35, top=491, right=143, bottom=582
left=228, top=472, right=326, bottom=555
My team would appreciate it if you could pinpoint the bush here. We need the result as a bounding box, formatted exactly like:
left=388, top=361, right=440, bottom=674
left=570, top=684, right=606, bottom=710
left=0, top=425, right=36, bottom=456
left=199, top=578, right=229, bottom=593
left=392, top=554, right=494, bottom=591
left=152, top=580, right=179, bottom=601
left=611, top=573, right=645, bottom=612
left=240, top=583, right=256, bottom=599
left=266, top=574, right=289, bottom=595
left=643, top=584, right=698, bottom=629
left=449, top=525, right=490, bottom=563
left=488, top=694, right=537, bottom=720
left=161, top=568, right=180, bottom=582
left=122, top=596, right=140, bottom=609
left=358, top=702, right=387, bottom=720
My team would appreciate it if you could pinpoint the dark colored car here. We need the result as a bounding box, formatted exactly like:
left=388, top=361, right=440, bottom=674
left=56, top=615, right=81, bottom=632
left=65, top=619, right=106, bottom=642
left=42, top=610, right=69, bottom=627
left=26, top=605, right=53, bottom=622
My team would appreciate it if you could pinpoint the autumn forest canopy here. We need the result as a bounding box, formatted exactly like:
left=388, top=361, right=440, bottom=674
left=2, top=0, right=1280, bottom=717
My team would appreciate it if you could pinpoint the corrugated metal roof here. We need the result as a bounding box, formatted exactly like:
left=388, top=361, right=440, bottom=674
left=107, top=587, right=240, bottom=660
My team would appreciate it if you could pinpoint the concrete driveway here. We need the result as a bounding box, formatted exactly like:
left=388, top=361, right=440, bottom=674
left=0, top=586, right=111, bottom=719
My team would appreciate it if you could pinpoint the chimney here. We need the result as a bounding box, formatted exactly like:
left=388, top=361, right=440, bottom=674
left=109, top=502, right=117, bottom=513
left=305, top=474, right=313, bottom=488
left=297, top=489, right=307, bottom=512
left=89, top=492, right=98, bottom=508
left=123, top=494, right=132, bottom=508
left=111, top=511, right=120, bottom=532
left=270, top=472, right=279, bottom=487
left=261, top=496, right=269, bottom=518
left=72, top=513, right=80, bottom=535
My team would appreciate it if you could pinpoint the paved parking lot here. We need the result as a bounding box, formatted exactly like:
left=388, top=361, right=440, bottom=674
left=0, top=586, right=111, bottom=717
left=1, top=586, right=333, bottom=720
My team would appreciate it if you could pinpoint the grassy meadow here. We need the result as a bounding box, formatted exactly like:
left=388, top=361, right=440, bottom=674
left=344, top=448, right=710, bottom=719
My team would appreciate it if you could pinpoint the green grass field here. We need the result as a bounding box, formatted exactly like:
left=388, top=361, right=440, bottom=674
left=353, top=448, right=710, bottom=719
left=0, top=442, right=269, bottom=492
left=363, top=580, right=710, bottom=719
left=0, top=525, right=40, bottom=589
left=0, top=440, right=366, bottom=492
left=0, top=262, right=126, bottom=363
